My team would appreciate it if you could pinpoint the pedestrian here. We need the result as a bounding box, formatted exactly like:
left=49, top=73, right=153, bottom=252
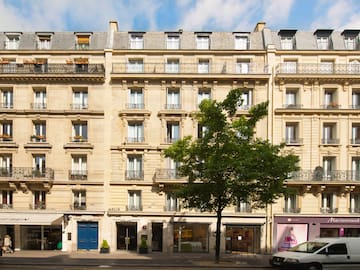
left=4, top=235, right=13, bottom=253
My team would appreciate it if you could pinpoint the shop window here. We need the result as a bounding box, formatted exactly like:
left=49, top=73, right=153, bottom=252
left=173, top=223, right=209, bottom=252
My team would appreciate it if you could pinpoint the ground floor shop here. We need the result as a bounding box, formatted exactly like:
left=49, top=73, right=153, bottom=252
left=273, top=215, right=360, bottom=252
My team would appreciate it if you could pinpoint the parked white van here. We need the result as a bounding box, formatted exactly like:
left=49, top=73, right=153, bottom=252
left=270, top=237, right=360, bottom=270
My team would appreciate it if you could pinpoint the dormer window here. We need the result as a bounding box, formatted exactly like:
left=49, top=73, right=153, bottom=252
left=75, top=33, right=91, bottom=50
left=196, top=33, right=211, bottom=49
left=36, top=33, right=52, bottom=49
left=279, top=30, right=297, bottom=50
left=5, top=33, right=21, bottom=50
left=234, top=33, right=249, bottom=50
left=342, top=30, right=360, bottom=50
left=315, top=29, right=333, bottom=50
left=130, top=33, right=144, bottom=49
left=166, top=33, right=180, bottom=49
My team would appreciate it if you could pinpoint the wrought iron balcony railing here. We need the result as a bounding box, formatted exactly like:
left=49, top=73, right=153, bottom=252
left=283, top=207, right=301, bottom=213
left=287, top=170, right=360, bottom=182
left=320, top=207, right=338, bottom=213
left=71, top=203, right=87, bottom=210
left=125, top=170, right=144, bottom=180
left=69, top=170, right=88, bottom=180
left=0, top=167, right=54, bottom=180
left=155, top=169, right=182, bottom=180
left=125, top=137, right=145, bottom=143
left=112, top=62, right=268, bottom=75
left=276, top=63, right=360, bottom=75
left=0, top=63, right=105, bottom=74
left=125, top=103, right=145, bottom=109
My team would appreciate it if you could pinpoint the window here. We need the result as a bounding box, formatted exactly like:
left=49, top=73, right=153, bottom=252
left=166, top=35, right=180, bottom=49
left=127, top=122, right=144, bottom=143
left=76, top=34, right=90, bottom=50
left=5, top=34, right=20, bottom=50
left=1, top=58, right=16, bottom=73
left=280, top=36, right=294, bottom=50
left=198, top=124, right=208, bottom=138
left=72, top=90, right=88, bottom=109
left=324, top=89, right=337, bottom=108
left=166, top=59, right=179, bottom=73
left=72, top=122, right=88, bottom=142
left=317, top=36, right=330, bottom=49
left=236, top=200, right=251, bottom=213
left=322, top=123, right=337, bottom=144
left=344, top=34, right=358, bottom=50
left=323, top=157, right=336, bottom=180
left=327, top=244, right=347, bottom=255
left=33, top=190, right=46, bottom=209
left=167, top=158, right=180, bottom=178
left=127, top=59, right=144, bottom=73
left=350, top=193, right=360, bottom=213
left=0, top=154, right=12, bottom=177
left=130, top=34, right=143, bottom=49
left=166, top=122, right=180, bottom=143
left=320, top=60, right=334, bottom=74
left=33, top=154, right=46, bottom=177
left=166, top=88, right=180, bottom=109
left=349, top=60, right=360, bottom=74
left=198, top=59, right=209, bottom=73
left=196, top=35, right=210, bottom=49
left=128, top=88, right=144, bottom=109
left=285, top=89, right=298, bottom=108
left=238, top=89, right=252, bottom=110
left=32, top=121, right=46, bottom=142
left=166, top=193, right=178, bottom=211
left=126, top=155, right=143, bottom=179
left=321, top=193, right=336, bottom=213
left=236, top=59, right=250, bottom=74
left=37, top=35, right=51, bottom=50
left=352, top=89, right=360, bottom=109
left=32, top=89, right=46, bottom=109
left=1, top=89, right=13, bottom=109
left=284, top=194, right=299, bottom=213
left=282, top=60, right=297, bottom=73
left=285, top=123, right=300, bottom=144
left=351, top=124, right=360, bottom=144
left=1, top=190, right=13, bottom=208
left=198, top=88, right=211, bottom=105
left=234, top=35, right=249, bottom=50
left=70, top=155, right=87, bottom=180
left=0, top=121, right=12, bottom=141
left=128, top=190, right=141, bottom=210
left=73, top=190, right=86, bottom=210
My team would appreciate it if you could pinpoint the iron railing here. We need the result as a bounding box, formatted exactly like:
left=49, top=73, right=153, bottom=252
left=155, top=169, right=182, bottom=179
left=287, top=170, right=360, bottom=182
left=0, top=167, right=54, bottom=180
left=0, top=63, right=105, bottom=74
left=112, top=62, right=268, bottom=74
left=276, top=63, right=360, bottom=75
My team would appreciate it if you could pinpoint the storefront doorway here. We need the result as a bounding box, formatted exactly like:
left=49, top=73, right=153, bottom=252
left=173, top=223, right=209, bottom=253
left=117, top=222, right=137, bottom=251
left=151, top=222, right=163, bottom=252
left=225, top=225, right=261, bottom=253
left=20, top=225, right=61, bottom=250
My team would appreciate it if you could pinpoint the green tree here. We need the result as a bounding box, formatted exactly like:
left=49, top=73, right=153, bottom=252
left=164, top=88, right=299, bottom=263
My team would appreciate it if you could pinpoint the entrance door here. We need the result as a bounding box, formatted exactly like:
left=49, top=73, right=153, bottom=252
left=77, top=222, right=98, bottom=250
left=152, top=223, right=163, bottom=252
left=225, top=225, right=261, bottom=253
left=117, top=222, right=137, bottom=251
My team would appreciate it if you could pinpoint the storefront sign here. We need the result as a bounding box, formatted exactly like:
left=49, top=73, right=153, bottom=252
left=326, top=217, right=360, bottom=224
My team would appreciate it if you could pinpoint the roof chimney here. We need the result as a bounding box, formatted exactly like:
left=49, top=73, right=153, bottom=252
left=109, top=20, right=118, bottom=32
left=254, top=22, right=266, bottom=32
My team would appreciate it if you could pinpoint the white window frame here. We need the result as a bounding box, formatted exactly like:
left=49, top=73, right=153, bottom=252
left=73, top=90, right=88, bottom=109
left=127, top=59, right=144, bottom=73
left=166, top=193, right=178, bottom=211
left=234, top=35, right=248, bottom=50
left=128, top=190, right=141, bottom=210
left=198, top=59, right=209, bottom=73
left=72, top=122, right=88, bottom=140
left=166, top=59, right=179, bottom=73
left=198, top=89, right=211, bottom=105
left=236, top=60, right=250, bottom=74
left=166, top=122, right=180, bottom=143
left=317, top=36, right=330, bottom=49
left=130, top=34, right=143, bottom=49
left=5, top=35, right=20, bottom=50
left=166, top=88, right=180, bottom=109
left=166, top=35, right=180, bottom=49
left=238, top=90, right=252, bottom=109
left=280, top=36, right=294, bottom=49
left=127, top=122, right=144, bottom=143
left=128, top=88, right=144, bottom=109
left=1, top=89, right=13, bottom=109
left=127, top=155, right=143, bottom=179
left=72, top=155, right=87, bottom=176
left=196, top=35, right=210, bottom=49
left=37, top=35, right=51, bottom=50
left=33, top=90, right=47, bottom=109
left=344, top=36, right=357, bottom=50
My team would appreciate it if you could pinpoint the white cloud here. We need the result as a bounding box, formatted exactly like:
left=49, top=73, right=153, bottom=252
left=262, top=0, right=294, bottom=26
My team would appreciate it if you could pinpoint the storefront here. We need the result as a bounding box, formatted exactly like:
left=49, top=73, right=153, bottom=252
left=0, top=212, right=63, bottom=251
left=173, top=223, right=209, bottom=253
left=225, top=225, right=261, bottom=253
left=273, top=216, right=360, bottom=252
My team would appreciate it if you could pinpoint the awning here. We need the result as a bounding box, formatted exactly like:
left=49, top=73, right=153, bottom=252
left=0, top=212, right=63, bottom=225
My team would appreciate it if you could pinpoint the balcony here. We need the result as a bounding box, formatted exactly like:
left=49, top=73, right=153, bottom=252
left=0, top=203, right=13, bottom=209
left=112, top=62, right=269, bottom=78
left=276, top=63, right=360, bottom=75
left=0, top=63, right=105, bottom=82
left=284, top=138, right=303, bottom=146
left=30, top=135, right=46, bottom=143
left=287, top=170, right=360, bottom=182
left=70, top=136, right=88, bottom=143
left=0, top=134, right=13, bottom=142
left=69, top=170, right=88, bottom=180
left=71, top=203, right=86, bottom=210
left=164, top=205, right=181, bottom=212
left=30, top=202, right=46, bottom=210
left=165, top=104, right=182, bottom=110
left=125, top=170, right=144, bottom=180
left=126, top=205, right=142, bottom=211
left=349, top=208, right=360, bottom=213
left=321, top=138, right=340, bottom=145
left=235, top=205, right=252, bottom=213
left=283, top=207, right=301, bottom=213
left=0, top=167, right=54, bottom=181
left=154, top=169, right=187, bottom=184
left=70, top=103, right=88, bottom=110
left=320, top=207, right=338, bottom=213
left=125, top=137, right=145, bottom=143
left=31, top=102, right=47, bottom=109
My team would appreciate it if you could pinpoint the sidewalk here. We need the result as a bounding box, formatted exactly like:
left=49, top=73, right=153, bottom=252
left=0, top=250, right=273, bottom=268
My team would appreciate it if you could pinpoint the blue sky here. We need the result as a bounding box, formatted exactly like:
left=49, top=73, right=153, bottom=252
left=0, top=0, right=359, bottom=32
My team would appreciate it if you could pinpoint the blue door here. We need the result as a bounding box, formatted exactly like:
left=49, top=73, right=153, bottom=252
left=78, top=222, right=98, bottom=250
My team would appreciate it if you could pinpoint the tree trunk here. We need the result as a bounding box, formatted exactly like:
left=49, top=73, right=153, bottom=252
left=215, top=209, right=222, bottom=263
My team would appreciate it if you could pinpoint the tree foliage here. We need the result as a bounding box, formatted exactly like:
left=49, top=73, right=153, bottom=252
left=164, top=88, right=299, bottom=262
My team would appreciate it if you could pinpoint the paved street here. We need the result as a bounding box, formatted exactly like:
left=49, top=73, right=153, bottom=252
left=0, top=250, right=272, bottom=269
